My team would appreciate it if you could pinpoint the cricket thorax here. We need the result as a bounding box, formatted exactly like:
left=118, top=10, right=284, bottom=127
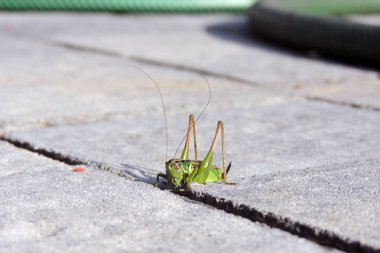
left=165, top=159, right=196, bottom=187
left=165, top=159, right=184, bottom=188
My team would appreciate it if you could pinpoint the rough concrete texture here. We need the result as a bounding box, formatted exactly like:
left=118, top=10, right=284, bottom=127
left=0, top=13, right=377, bottom=86
left=1, top=12, right=379, bottom=253
left=1, top=14, right=379, bottom=112
left=6, top=95, right=380, bottom=250
left=0, top=141, right=70, bottom=177
left=8, top=98, right=380, bottom=180
left=285, top=76, right=380, bottom=110
left=0, top=34, right=276, bottom=131
left=193, top=160, right=380, bottom=249
left=0, top=142, right=339, bottom=253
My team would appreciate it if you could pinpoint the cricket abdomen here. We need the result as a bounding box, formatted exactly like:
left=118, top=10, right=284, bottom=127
left=187, top=160, right=224, bottom=184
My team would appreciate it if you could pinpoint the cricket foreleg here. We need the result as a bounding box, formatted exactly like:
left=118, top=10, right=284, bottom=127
left=155, top=173, right=168, bottom=187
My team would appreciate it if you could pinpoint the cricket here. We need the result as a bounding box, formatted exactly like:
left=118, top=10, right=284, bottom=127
left=132, top=65, right=233, bottom=191
left=156, top=113, right=233, bottom=191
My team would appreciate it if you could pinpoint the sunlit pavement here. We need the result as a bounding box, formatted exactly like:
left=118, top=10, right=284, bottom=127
left=0, top=13, right=379, bottom=253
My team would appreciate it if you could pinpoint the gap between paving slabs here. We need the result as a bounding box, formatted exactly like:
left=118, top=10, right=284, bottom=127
left=2, top=33, right=376, bottom=118
left=1, top=18, right=379, bottom=252
left=2, top=101, right=379, bottom=253
left=2, top=13, right=373, bottom=84
left=1, top=142, right=340, bottom=253
left=2, top=94, right=379, bottom=253
left=0, top=40, right=378, bottom=252
left=45, top=38, right=380, bottom=113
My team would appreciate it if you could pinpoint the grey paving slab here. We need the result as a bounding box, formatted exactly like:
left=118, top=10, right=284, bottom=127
left=192, top=160, right=380, bottom=249
left=0, top=141, right=69, bottom=177
left=0, top=34, right=281, bottom=131
left=0, top=142, right=337, bottom=253
left=1, top=12, right=379, bottom=251
left=7, top=98, right=380, bottom=180
left=6, top=96, right=379, bottom=249
left=0, top=13, right=376, bottom=86
left=292, top=76, right=380, bottom=110
left=1, top=13, right=379, bottom=111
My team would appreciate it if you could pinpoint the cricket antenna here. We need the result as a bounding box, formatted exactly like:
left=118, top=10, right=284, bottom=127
left=173, top=74, right=211, bottom=159
left=131, top=65, right=169, bottom=161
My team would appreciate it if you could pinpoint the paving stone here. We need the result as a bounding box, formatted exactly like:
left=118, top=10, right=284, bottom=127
left=0, top=142, right=338, bottom=253
left=291, top=76, right=380, bottom=110
left=6, top=96, right=379, bottom=250
left=0, top=141, right=69, bottom=177
left=192, top=160, right=380, bottom=249
left=0, top=34, right=281, bottom=131
left=0, top=13, right=376, bottom=85
left=1, top=12, right=379, bottom=252
left=1, top=13, right=379, bottom=111
left=7, top=98, right=380, bottom=180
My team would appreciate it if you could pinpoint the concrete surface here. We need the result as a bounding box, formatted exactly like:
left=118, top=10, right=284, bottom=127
left=7, top=98, right=379, bottom=179
left=1, top=13, right=379, bottom=111
left=0, top=142, right=339, bottom=253
left=193, top=160, right=380, bottom=249
left=0, top=35, right=277, bottom=131
left=290, top=76, right=380, bottom=110
left=0, top=12, right=379, bottom=253
left=0, top=14, right=375, bottom=83
left=6, top=94, right=379, bottom=250
left=1, top=34, right=305, bottom=134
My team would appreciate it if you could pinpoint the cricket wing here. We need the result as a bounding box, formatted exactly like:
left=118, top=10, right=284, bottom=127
left=192, top=152, right=214, bottom=184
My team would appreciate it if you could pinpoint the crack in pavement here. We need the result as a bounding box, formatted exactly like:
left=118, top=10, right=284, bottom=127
left=1, top=135, right=378, bottom=253
left=179, top=191, right=380, bottom=253
left=2, top=31, right=379, bottom=113
left=47, top=40, right=259, bottom=87
left=45, top=39, right=380, bottom=113
left=306, top=96, right=380, bottom=112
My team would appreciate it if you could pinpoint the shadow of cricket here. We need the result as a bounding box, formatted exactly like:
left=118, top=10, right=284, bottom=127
left=120, top=163, right=158, bottom=185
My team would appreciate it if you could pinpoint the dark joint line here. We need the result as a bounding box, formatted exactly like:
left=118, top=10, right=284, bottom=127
left=0, top=135, right=376, bottom=252
left=0, top=135, right=82, bottom=165
left=178, top=190, right=379, bottom=253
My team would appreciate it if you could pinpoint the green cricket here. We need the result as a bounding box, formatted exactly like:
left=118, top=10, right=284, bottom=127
left=155, top=114, right=232, bottom=191
left=132, top=65, right=233, bottom=191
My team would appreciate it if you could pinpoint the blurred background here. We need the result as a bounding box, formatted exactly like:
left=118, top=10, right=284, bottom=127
left=1, top=0, right=380, bottom=66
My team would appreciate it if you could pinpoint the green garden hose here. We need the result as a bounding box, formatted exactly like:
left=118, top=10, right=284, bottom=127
left=0, top=0, right=254, bottom=13
left=248, top=0, right=380, bottom=65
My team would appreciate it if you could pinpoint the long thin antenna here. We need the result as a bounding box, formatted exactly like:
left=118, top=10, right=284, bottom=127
left=173, top=74, right=212, bottom=159
left=131, top=65, right=168, bottom=161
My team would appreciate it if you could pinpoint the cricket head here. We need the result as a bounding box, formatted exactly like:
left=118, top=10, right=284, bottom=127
left=165, top=159, right=184, bottom=189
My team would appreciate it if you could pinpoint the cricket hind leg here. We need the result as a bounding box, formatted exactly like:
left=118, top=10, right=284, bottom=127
left=190, top=121, right=227, bottom=183
left=210, top=120, right=227, bottom=181
left=207, top=121, right=235, bottom=184
left=180, top=114, right=198, bottom=160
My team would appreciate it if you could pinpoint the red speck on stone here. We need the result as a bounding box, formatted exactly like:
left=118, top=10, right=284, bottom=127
left=72, top=167, right=85, bottom=172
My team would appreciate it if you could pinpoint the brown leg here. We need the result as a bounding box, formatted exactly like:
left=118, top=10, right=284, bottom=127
left=180, top=114, right=198, bottom=160
left=208, top=121, right=226, bottom=181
